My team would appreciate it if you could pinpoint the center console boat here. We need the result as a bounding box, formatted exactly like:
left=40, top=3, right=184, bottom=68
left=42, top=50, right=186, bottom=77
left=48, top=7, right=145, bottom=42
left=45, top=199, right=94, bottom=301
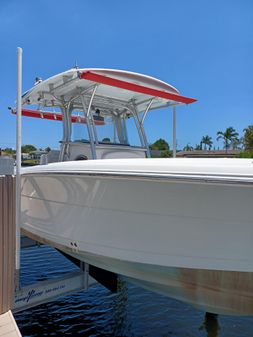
left=18, top=68, right=253, bottom=315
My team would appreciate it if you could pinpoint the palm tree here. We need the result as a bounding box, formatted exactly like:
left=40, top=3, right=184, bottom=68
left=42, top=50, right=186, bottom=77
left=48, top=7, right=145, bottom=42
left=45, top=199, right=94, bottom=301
left=231, top=137, right=243, bottom=150
left=195, top=143, right=202, bottom=150
left=216, top=127, right=239, bottom=152
left=183, top=143, right=194, bottom=151
left=243, top=125, right=253, bottom=151
left=201, top=135, right=213, bottom=150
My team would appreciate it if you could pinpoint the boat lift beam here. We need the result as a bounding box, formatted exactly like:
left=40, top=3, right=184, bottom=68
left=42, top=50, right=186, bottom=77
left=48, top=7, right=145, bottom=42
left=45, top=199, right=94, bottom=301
left=13, top=270, right=96, bottom=313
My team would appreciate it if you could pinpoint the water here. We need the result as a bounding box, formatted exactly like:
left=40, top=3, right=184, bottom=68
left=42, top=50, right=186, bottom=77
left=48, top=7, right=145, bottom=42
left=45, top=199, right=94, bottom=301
left=14, top=246, right=253, bottom=337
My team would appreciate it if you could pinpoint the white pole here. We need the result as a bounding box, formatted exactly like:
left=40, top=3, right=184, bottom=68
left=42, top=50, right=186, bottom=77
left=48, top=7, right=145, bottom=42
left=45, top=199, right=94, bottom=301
left=173, top=106, right=176, bottom=158
left=15, top=47, right=22, bottom=289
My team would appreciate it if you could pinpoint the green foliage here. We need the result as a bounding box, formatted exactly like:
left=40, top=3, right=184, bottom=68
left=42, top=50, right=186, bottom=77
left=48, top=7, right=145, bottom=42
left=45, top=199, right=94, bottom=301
left=149, top=138, right=172, bottom=157
left=160, top=150, right=172, bottom=158
left=237, top=151, right=253, bottom=158
left=21, top=144, right=37, bottom=153
left=3, top=147, right=16, bottom=155
left=150, top=138, right=169, bottom=151
left=45, top=147, right=51, bottom=152
left=21, top=159, right=39, bottom=166
left=243, top=125, right=253, bottom=151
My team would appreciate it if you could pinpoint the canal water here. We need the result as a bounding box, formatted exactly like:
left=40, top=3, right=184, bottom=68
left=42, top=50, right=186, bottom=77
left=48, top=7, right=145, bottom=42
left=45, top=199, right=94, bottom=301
left=14, top=245, right=253, bottom=337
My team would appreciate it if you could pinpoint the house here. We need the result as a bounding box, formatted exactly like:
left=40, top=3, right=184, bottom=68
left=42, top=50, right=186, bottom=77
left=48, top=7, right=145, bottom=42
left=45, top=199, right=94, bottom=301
left=176, top=150, right=241, bottom=158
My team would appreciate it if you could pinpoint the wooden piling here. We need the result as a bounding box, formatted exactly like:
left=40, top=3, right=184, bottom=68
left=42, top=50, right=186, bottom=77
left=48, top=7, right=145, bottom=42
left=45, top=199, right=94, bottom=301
left=0, top=175, right=15, bottom=315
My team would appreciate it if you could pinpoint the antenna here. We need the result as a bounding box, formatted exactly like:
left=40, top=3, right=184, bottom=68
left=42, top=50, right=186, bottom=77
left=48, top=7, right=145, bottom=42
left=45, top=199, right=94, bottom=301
left=74, top=60, right=79, bottom=69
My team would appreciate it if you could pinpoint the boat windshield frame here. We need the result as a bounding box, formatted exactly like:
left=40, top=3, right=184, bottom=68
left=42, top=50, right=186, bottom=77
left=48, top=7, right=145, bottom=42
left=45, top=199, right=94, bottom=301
left=64, top=88, right=153, bottom=160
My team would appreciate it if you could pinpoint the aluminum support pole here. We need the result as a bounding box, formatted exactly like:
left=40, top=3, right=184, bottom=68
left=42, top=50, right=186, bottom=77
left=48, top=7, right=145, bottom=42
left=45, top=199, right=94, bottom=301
left=89, top=114, right=99, bottom=146
left=81, top=91, right=97, bottom=160
left=130, top=105, right=145, bottom=147
left=59, top=106, right=71, bottom=162
left=132, top=105, right=151, bottom=158
left=141, top=98, right=154, bottom=125
left=15, top=47, right=22, bottom=289
left=173, top=106, right=177, bottom=158
left=131, top=111, right=145, bottom=147
left=122, top=118, right=129, bottom=144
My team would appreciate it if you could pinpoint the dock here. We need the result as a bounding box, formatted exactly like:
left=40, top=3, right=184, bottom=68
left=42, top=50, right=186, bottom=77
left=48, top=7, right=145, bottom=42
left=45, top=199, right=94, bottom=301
left=0, top=311, right=21, bottom=337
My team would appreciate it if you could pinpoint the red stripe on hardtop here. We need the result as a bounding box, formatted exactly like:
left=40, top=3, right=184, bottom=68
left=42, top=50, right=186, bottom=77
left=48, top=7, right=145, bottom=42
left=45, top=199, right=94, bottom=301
left=79, top=71, right=197, bottom=104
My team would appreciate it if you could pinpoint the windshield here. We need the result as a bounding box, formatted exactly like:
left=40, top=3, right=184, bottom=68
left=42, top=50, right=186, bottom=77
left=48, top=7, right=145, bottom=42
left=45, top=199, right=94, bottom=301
left=72, top=110, right=90, bottom=142
left=72, top=111, right=143, bottom=147
left=96, top=116, right=121, bottom=144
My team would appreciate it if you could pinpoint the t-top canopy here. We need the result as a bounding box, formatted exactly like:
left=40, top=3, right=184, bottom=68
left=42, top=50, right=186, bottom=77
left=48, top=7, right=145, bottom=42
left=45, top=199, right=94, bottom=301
left=21, top=68, right=196, bottom=114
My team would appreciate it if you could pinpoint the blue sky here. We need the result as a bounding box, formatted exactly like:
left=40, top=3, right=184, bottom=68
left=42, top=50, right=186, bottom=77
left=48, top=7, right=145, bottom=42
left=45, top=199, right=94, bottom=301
left=0, top=0, right=252, bottom=150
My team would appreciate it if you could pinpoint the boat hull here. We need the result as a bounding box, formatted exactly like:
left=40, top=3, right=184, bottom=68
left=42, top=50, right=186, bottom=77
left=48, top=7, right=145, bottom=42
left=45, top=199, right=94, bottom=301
left=20, top=227, right=253, bottom=316
left=21, top=169, right=253, bottom=315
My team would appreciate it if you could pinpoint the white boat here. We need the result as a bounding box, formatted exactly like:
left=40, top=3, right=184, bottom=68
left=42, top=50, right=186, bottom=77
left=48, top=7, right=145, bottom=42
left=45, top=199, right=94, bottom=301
left=18, top=68, right=253, bottom=315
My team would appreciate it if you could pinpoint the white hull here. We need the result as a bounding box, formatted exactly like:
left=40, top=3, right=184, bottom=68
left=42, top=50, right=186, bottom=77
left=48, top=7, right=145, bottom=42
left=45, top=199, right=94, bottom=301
left=21, top=158, right=253, bottom=315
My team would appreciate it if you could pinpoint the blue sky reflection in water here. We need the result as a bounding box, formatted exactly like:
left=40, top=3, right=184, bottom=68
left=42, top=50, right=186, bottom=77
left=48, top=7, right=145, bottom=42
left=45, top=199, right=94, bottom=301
left=0, top=0, right=253, bottom=150
left=14, top=246, right=253, bottom=337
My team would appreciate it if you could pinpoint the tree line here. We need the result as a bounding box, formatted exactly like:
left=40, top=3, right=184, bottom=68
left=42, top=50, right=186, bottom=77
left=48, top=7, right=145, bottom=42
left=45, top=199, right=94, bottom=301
left=2, top=145, right=51, bottom=155
left=183, top=125, right=253, bottom=154
left=150, top=125, right=253, bottom=158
